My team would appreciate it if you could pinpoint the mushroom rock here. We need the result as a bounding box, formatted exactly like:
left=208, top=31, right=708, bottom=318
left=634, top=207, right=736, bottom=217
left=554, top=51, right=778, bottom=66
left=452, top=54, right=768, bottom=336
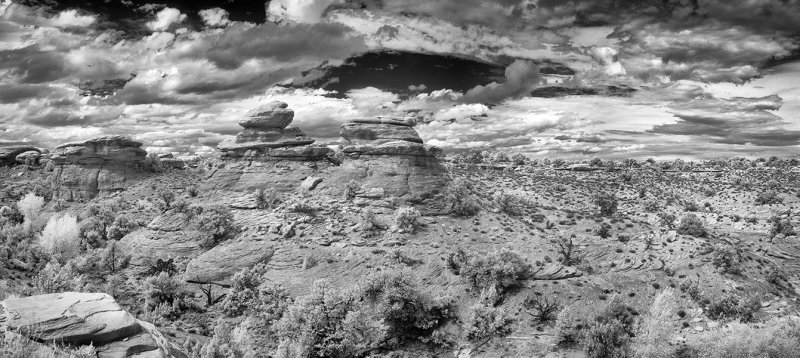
left=49, top=136, right=150, bottom=201
left=218, top=101, right=327, bottom=161
left=207, top=102, right=336, bottom=194
left=1, top=292, right=173, bottom=357
left=0, top=145, right=41, bottom=166
left=330, top=117, right=448, bottom=206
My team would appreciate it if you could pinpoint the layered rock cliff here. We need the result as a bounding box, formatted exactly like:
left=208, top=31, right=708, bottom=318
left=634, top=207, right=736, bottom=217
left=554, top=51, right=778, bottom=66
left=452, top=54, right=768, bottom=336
left=49, top=136, right=149, bottom=201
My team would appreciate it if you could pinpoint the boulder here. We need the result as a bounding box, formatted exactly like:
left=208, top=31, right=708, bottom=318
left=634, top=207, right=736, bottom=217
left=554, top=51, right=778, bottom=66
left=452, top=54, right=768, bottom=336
left=120, top=211, right=206, bottom=268
left=50, top=136, right=147, bottom=166
left=239, top=100, right=294, bottom=130
left=184, top=236, right=275, bottom=286
left=340, top=122, right=423, bottom=144
left=300, top=176, right=323, bottom=191
left=0, top=145, right=40, bottom=166
left=1, top=292, right=170, bottom=357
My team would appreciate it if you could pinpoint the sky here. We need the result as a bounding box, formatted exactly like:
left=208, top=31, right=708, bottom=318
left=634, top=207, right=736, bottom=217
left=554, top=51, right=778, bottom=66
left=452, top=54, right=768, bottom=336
left=1, top=0, right=800, bottom=159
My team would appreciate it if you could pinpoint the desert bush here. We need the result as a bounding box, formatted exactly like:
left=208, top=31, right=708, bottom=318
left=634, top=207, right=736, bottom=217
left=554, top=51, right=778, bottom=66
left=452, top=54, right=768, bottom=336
left=595, top=223, right=611, bottom=239
left=690, top=317, right=800, bottom=358
left=445, top=178, right=480, bottom=217
left=192, top=204, right=237, bottom=248
left=344, top=180, right=360, bottom=200
left=74, top=241, right=131, bottom=280
left=581, top=298, right=637, bottom=358
left=493, top=193, right=524, bottom=216
left=705, top=292, right=760, bottom=322
left=677, top=213, right=706, bottom=237
left=17, top=192, right=44, bottom=232
left=463, top=300, right=510, bottom=341
left=511, top=153, right=527, bottom=165
left=711, top=243, right=742, bottom=275
left=594, top=193, right=618, bottom=216
left=38, top=214, right=81, bottom=263
left=394, top=206, right=421, bottom=233
left=187, top=185, right=199, bottom=197
left=683, top=201, right=700, bottom=212
left=255, top=188, right=279, bottom=209
left=769, top=214, right=795, bottom=238
left=524, top=292, right=560, bottom=323
left=658, top=212, right=676, bottom=229
left=448, top=248, right=530, bottom=297
left=32, top=259, right=83, bottom=294
left=555, top=236, right=581, bottom=266
left=643, top=200, right=660, bottom=213
left=157, top=188, right=176, bottom=211
left=107, top=213, right=141, bottom=240
left=144, top=272, right=190, bottom=310
left=755, top=190, right=782, bottom=205
left=632, top=288, right=679, bottom=358
left=679, top=278, right=702, bottom=302
left=200, top=319, right=244, bottom=358
left=490, top=152, right=510, bottom=163
left=555, top=304, right=586, bottom=345
left=221, top=265, right=266, bottom=317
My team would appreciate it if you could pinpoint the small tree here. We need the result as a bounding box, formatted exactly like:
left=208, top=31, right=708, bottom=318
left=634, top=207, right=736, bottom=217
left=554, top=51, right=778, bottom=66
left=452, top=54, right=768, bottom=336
left=446, top=178, right=480, bottom=217
left=107, top=213, right=141, bottom=240
left=677, top=213, right=706, bottom=237
left=524, top=292, right=560, bottom=323
left=39, top=214, right=81, bottom=263
left=157, top=188, right=176, bottom=211
left=594, top=193, right=618, bottom=216
left=555, top=236, right=581, bottom=266
left=394, top=206, right=421, bottom=233
left=17, top=192, right=44, bottom=232
left=193, top=204, right=237, bottom=247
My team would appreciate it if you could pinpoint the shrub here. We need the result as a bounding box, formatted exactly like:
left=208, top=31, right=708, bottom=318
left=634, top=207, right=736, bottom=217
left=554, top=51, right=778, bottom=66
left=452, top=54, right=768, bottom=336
left=221, top=265, right=265, bottom=317
left=706, top=292, right=760, bottom=322
left=394, top=206, right=421, bottom=233
left=755, top=190, right=782, bottom=205
left=555, top=304, right=585, bottom=345
left=632, top=288, right=679, bottom=358
left=555, top=236, right=581, bottom=266
left=74, top=241, right=131, bottom=280
left=32, top=259, right=82, bottom=294
left=595, top=223, right=611, bottom=239
left=691, top=317, right=800, bottom=358
left=448, top=248, right=530, bottom=296
left=677, top=213, right=706, bottom=237
left=187, top=185, right=199, bottom=197
left=493, top=193, right=523, bottom=216
left=107, top=213, right=141, bottom=240
left=156, top=188, right=176, bottom=211
left=344, top=180, right=360, bottom=200
left=192, top=204, right=237, bottom=248
left=683, top=201, right=700, bottom=212
left=583, top=319, right=630, bottom=358
left=711, top=243, right=742, bottom=275
left=524, top=292, right=560, bottom=323
left=38, top=214, right=81, bottom=263
left=144, top=272, right=190, bottom=310
left=768, top=214, right=795, bottom=238
left=445, top=178, right=480, bottom=217
left=17, top=192, right=44, bottom=232
left=594, top=193, right=618, bottom=216
left=511, top=153, right=527, bottom=165
left=643, top=200, right=660, bottom=213
left=464, top=300, right=510, bottom=341
left=658, top=213, right=676, bottom=229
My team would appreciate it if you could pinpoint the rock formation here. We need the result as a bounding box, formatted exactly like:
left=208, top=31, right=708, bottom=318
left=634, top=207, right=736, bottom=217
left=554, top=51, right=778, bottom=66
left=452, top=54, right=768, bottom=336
left=0, top=145, right=41, bottom=166
left=218, top=101, right=331, bottom=161
left=49, top=136, right=149, bottom=201
left=1, top=292, right=173, bottom=357
left=331, top=117, right=449, bottom=202
left=206, top=102, right=335, bottom=193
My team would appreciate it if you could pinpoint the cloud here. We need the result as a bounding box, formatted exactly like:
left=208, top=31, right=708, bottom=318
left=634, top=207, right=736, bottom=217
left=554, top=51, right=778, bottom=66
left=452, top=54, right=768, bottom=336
left=267, top=0, right=341, bottom=23
left=146, top=7, right=186, bottom=31
left=461, top=60, right=542, bottom=104
left=50, top=9, right=96, bottom=27
left=199, top=8, right=230, bottom=27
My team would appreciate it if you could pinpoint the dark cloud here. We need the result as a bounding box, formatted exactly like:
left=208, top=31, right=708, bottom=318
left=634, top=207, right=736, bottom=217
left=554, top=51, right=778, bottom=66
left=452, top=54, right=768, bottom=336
left=0, top=45, right=68, bottom=83
left=175, top=22, right=366, bottom=70
left=0, top=84, right=59, bottom=103
left=651, top=95, right=800, bottom=146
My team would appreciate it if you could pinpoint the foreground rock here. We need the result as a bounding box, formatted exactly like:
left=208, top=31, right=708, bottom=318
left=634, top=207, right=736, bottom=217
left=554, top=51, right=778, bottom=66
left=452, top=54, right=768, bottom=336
left=218, top=101, right=331, bottom=161
left=1, top=292, right=172, bottom=357
left=0, top=145, right=41, bottom=166
left=49, top=136, right=150, bottom=201
left=331, top=117, right=448, bottom=201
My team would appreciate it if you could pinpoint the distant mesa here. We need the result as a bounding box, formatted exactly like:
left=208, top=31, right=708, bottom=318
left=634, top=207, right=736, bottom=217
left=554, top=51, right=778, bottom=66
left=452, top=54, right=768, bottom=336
left=49, top=135, right=150, bottom=202
left=0, top=145, right=42, bottom=166
left=218, top=101, right=331, bottom=161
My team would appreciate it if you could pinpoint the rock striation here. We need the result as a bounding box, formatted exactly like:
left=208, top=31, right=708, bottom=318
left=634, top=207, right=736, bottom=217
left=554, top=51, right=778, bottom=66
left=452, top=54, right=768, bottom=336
left=49, top=136, right=149, bottom=201
left=218, top=101, right=331, bottom=161
left=0, top=145, right=41, bottom=166
left=332, top=117, right=448, bottom=201
left=1, top=292, right=172, bottom=357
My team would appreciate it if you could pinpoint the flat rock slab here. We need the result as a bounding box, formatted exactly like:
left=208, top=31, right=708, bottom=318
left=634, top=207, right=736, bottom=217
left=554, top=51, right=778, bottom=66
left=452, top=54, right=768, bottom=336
left=2, top=292, right=142, bottom=345
left=184, top=236, right=275, bottom=285
left=340, top=122, right=423, bottom=144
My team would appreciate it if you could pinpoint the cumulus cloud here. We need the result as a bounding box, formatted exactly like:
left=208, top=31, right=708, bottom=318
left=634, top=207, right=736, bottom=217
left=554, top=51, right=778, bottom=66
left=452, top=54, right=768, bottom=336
left=267, top=0, right=342, bottom=23
left=461, top=60, right=542, bottom=104
left=146, top=7, right=186, bottom=31
left=199, top=8, right=230, bottom=27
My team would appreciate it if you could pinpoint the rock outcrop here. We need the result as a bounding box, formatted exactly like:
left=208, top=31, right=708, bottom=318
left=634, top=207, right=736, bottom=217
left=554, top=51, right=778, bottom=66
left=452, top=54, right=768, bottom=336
left=1, top=292, right=172, bottom=357
left=218, top=101, right=331, bottom=161
left=49, top=136, right=149, bottom=201
left=0, top=145, right=41, bottom=166
left=120, top=210, right=206, bottom=268
left=331, top=117, right=448, bottom=201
